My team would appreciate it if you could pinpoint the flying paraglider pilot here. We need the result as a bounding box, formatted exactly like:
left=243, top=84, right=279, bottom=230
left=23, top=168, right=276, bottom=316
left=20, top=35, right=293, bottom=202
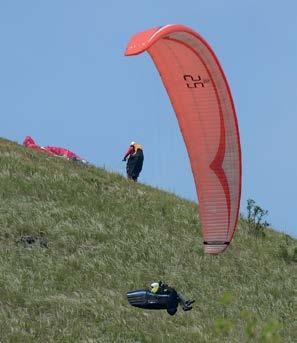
left=150, top=281, right=195, bottom=312
left=122, top=141, right=144, bottom=182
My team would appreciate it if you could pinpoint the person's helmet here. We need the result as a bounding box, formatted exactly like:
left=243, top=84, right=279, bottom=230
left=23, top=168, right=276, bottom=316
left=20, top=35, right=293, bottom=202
left=150, top=282, right=159, bottom=289
left=130, top=141, right=135, bottom=146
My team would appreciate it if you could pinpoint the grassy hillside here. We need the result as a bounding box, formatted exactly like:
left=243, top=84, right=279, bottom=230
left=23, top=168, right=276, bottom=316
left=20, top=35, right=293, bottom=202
left=0, top=138, right=296, bottom=342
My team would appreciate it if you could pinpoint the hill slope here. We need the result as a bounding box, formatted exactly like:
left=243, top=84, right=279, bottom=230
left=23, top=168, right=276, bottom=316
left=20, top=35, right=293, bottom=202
left=0, top=138, right=296, bottom=342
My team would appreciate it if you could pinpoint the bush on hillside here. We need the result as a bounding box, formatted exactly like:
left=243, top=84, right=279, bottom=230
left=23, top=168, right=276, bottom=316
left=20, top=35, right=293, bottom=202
left=245, top=199, right=270, bottom=237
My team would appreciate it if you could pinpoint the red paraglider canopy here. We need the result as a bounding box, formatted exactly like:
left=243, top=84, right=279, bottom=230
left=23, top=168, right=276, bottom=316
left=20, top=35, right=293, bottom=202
left=125, top=25, right=242, bottom=254
left=23, top=136, right=84, bottom=161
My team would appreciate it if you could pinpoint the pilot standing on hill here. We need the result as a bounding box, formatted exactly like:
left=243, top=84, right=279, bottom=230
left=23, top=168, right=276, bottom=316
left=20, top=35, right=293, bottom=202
left=122, top=141, right=144, bottom=182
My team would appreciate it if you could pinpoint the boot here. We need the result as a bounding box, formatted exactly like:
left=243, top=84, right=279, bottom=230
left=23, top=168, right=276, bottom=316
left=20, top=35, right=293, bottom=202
left=185, top=299, right=195, bottom=306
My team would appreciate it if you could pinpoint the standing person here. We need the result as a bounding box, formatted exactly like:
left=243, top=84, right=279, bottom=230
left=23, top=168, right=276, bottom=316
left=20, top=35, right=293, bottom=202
left=122, top=141, right=144, bottom=182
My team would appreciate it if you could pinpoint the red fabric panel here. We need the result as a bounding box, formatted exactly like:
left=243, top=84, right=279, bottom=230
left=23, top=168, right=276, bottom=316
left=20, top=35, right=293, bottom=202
left=125, top=27, right=160, bottom=55
left=23, top=136, right=82, bottom=160
left=125, top=25, right=242, bottom=254
left=23, top=136, right=46, bottom=152
left=44, top=146, right=81, bottom=160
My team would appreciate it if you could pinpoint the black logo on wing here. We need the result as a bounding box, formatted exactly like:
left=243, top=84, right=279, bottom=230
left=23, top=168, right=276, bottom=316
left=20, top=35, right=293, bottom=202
left=183, top=75, right=205, bottom=88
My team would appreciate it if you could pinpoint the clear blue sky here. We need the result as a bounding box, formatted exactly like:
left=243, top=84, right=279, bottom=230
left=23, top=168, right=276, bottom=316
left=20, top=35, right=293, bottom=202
left=0, top=1, right=296, bottom=237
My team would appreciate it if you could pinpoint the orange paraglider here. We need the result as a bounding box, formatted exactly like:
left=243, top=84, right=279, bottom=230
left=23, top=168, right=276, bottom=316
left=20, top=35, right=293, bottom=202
left=125, top=25, right=242, bottom=254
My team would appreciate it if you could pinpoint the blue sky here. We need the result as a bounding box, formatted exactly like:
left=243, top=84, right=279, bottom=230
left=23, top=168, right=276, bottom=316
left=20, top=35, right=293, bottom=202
left=0, top=1, right=296, bottom=237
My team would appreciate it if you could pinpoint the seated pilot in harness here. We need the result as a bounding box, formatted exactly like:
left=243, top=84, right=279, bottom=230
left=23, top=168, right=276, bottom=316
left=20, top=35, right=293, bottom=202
left=150, top=281, right=195, bottom=313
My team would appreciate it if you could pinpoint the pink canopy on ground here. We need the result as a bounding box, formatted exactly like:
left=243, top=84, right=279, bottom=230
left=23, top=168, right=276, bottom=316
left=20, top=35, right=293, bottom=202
left=23, top=136, right=83, bottom=161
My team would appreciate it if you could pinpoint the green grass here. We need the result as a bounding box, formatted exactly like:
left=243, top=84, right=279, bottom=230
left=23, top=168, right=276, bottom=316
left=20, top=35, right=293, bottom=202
left=0, top=138, right=296, bottom=342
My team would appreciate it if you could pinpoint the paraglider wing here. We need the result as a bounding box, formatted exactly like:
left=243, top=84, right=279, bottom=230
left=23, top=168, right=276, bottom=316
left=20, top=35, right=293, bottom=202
left=23, top=136, right=46, bottom=153
left=125, top=25, right=242, bottom=254
left=23, top=136, right=84, bottom=162
left=43, top=146, right=82, bottom=161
